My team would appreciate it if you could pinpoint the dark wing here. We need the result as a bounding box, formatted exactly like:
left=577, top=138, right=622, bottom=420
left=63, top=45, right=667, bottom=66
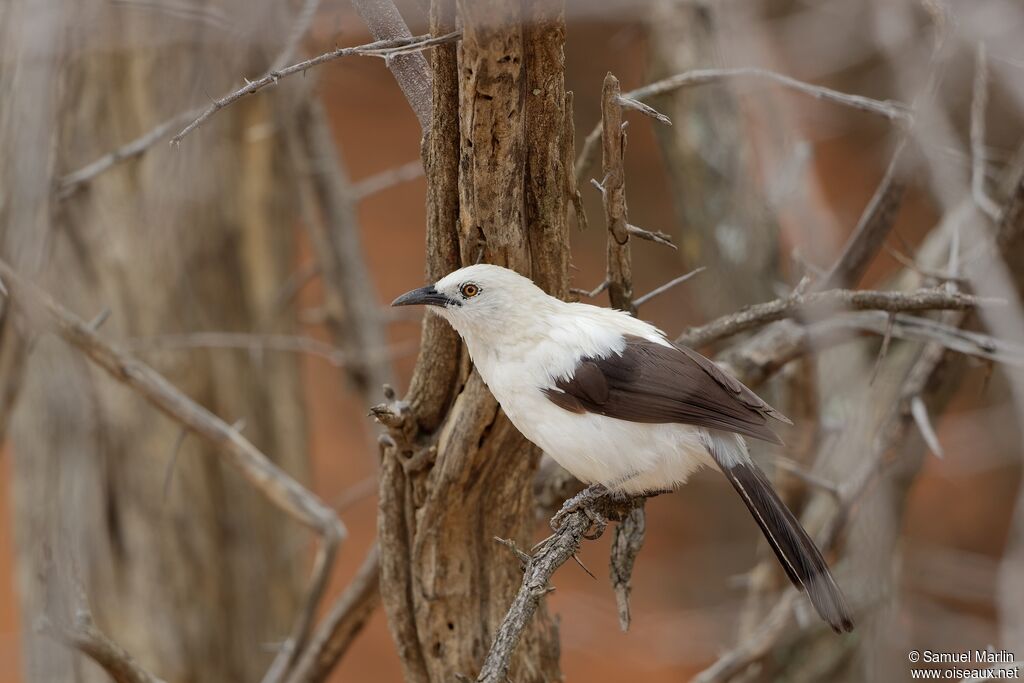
left=543, top=334, right=791, bottom=444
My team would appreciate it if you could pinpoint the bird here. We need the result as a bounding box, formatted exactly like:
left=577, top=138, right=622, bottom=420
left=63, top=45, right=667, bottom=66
left=392, top=263, right=854, bottom=633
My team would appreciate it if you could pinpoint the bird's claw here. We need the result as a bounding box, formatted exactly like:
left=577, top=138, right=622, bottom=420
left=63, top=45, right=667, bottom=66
left=549, top=483, right=611, bottom=537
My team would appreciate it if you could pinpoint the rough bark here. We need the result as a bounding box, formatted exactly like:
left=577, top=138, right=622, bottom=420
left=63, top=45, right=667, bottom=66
left=0, top=2, right=308, bottom=680
left=377, top=0, right=570, bottom=680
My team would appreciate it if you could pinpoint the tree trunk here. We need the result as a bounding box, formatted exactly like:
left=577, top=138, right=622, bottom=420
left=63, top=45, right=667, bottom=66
left=377, top=1, right=570, bottom=680
left=1, top=2, right=309, bottom=680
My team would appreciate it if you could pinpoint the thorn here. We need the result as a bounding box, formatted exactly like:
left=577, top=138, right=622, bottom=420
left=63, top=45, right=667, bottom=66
left=571, top=552, right=597, bottom=580
left=634, top=267, right=705, bottom=308
left=616, top=95, right=672, bottom=125
left=625, top=224, right=676, bottom=249
left=911, top=395, right=944, bottom=458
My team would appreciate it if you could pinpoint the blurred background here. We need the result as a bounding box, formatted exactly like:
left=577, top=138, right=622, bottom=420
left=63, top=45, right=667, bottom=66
left=1, top=0, right=1023, bottom=681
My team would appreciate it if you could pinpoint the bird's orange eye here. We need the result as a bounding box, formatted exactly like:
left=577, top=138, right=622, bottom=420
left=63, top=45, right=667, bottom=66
left=460, top=283, right=480, bottom=298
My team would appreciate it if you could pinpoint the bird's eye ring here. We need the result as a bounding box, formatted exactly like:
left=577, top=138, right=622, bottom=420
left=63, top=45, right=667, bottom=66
left=460, top=283, right=480, bottom=298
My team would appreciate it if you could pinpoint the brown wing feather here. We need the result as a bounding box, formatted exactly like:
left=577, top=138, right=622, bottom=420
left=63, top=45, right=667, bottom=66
left=543, top=335, right=790, bottom=444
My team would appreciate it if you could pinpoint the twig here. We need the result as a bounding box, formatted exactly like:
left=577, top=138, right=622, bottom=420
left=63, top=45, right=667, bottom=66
left=57, top=110, right=202, bottom=197
left=351, top=160, right=424, bottom=199
left=676, top=287, right=995, bottom=349
left=576, top=67, right=911, bottom=181
left=884, top=244, right=967, bottom=284
left=283, top=546, right=381, bottom=683
left=633, top=267, right=705, bottom=307
left=816, top=138, right=910, bottom=290
left=171, top=32, right=460, bottom=144
left=569, top=279, right=609, bottom=300
left=626, top=223, right=676, bottom=249
left=125, top=332, right=351, bottom=366
left=616, top=96, right=672, bottom=125
left=58, top=0, right=326, bottom=196
left=476, top=512, right=592, bottom=683
left=43, top=610, right=168, bottom=683
left=970, top=43, right=1001, bottom=220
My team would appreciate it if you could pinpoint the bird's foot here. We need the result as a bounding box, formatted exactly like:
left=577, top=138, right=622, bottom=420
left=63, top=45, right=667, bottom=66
left=549, top=483, right=612, bottom=537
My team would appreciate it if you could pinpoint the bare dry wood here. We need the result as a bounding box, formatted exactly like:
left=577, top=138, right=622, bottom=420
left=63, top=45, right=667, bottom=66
left=677, top=287, right=993, bottom=349
left=291, top=100, right=395, bottom=401
left=376, top=2, right=570, bottom=681
left=44, top=610, right=168, bottom=683
left=171, top=32, right=459, bottom=144
left=285, top=546, right=382, bottom=683
left=350, top=0, right=434, bottom=130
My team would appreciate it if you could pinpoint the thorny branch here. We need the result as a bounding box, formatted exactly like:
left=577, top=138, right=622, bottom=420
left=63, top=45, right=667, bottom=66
left=576, top=67, right=911, bottom=182
left=477, top=495, right=649, bottom=683
left=171, top=32, right=460, bottom=144
left=677, top=287, right=995, bottom=349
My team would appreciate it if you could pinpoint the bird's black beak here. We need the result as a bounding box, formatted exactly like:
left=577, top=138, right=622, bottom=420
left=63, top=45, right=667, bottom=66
left=391, top=284, right=458, bottom=308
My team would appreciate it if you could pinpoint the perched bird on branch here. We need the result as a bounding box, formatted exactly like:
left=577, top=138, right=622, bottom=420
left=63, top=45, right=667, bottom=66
left=393, top=263, right=854, bottom=633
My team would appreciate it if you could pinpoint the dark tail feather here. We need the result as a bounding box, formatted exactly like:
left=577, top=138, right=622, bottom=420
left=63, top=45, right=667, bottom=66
left=723, top=462, right=855, bottom=633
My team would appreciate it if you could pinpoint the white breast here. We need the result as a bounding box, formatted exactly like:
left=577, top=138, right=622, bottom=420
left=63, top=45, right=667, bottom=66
left=467, top=305, right=712, bottom=494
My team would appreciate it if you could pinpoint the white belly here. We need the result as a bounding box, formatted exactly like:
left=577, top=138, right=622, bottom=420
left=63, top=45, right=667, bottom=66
left=493, top=382, right=712, bottom=495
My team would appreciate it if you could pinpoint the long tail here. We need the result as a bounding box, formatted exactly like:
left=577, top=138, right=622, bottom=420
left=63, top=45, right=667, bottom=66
left=722, top=460, right=855, bottom=633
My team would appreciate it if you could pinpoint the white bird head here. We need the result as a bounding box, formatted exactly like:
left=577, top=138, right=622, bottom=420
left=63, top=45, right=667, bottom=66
left=391, top=264, right=551, bottom=341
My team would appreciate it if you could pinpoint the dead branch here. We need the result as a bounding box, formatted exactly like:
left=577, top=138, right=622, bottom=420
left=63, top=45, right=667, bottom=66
left=971, top=43, right=1001, bottom=220
left=350, top=0, right=434, bottom=130
left=599, top=73, right=634, bottom=314
left=476, top=510, right=593, bottom=683
left=171, top=32, right=459, bottom=144
left=634, top=267, right=705, bottom=308
left=351, top=160, right=424, bottom=199
left=576, top=67, right=911, bottom=181
left=43, top=610, right=168, bottom=683
left=677, top=287, right=994, bottom=349
left=58, top=0, right=328, bottom=197
left=284, top=546, right=381, bottom=683
left=816, top=138, right=911, bottom=291
left=290, top=100, right=396, bottom=401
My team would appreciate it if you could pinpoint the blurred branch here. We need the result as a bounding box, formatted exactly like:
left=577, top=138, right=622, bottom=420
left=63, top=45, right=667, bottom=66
left=816, top=139, right=911, bottom=290
left=272, top=0, right=323, bottom=70
left=0, top=258, right=345, bottom=683
left=171, top=32, right=459, bottom=144
left=284, top=546, right=381, bottom=683
left=350, top=0, right=433, bottom=131
left=43, top=609, right=167, bottom=683
left=576, top=67, right=911, bottom=181
left=59, top=0, right=328, bottom=197
left=124, top=332, right=413, bottom=368
left=290, top=100, right=396, bottom=401
left=634, top=266, right=705, bottom=308
left=677, top=287, right=994, bottom=349
left=351, top=160, right=424, bottom=199
left=971, top=43, right=1001, bottom=221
